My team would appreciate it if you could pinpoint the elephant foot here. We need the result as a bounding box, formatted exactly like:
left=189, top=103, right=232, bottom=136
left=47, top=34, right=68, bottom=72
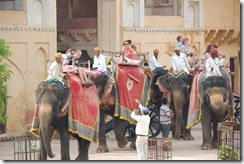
left=117, top=138, right=128, bottom=148
left=130, top=141, right=136, bottom=149
left=201, top=143, right=212, bottom=150
left=212, top=141, right=218, bottom=149
left=183, top=135, right=194, bottom=140
left=96, top=145, right=109, bottom=153
left=75, top=155, right=88, bottom=160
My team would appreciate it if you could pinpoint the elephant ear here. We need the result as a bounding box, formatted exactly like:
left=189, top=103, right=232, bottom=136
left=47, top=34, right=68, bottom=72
left=60, top=88, right=71, bottom=113
left=157, top=75, right=170, bottom=91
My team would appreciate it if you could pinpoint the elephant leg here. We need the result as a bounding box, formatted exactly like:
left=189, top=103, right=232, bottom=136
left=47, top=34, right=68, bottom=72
left=39, top=129, right=47, bottom=160
left=74, top=136, right=91, bottom=160
left=129, top=125, right=136, bottom=149
left=182, top=104, right=194, bottom=140
left=172, top=92, right=184, bottom=140
left=114, top=118, right=128, bottom=148
left=201, top=103, right=212, bottom=150
left=97, top=111, right=109, bottom=153
left=212, top=122, right=218, bottom=149
left=174, top=109, right=183, bottom=140
left=57, top=123, right=70, bottom=160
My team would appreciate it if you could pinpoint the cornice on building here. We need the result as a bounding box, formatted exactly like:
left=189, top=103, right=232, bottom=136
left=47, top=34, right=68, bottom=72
left=0, top=25, right=55, bottom=31
left=122, top=27, right=206, bottom=32
left=57, top=29, right=97, bottom=41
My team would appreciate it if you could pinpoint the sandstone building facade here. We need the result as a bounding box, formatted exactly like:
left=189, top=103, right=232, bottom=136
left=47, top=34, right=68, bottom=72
left=0, top=0, right=240, bottom=134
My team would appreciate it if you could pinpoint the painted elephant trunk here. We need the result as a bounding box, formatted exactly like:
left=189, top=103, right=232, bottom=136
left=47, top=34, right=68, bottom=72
left=39, top=104, right=55, bottom=158
left=207, top=88, right=228, bottom=114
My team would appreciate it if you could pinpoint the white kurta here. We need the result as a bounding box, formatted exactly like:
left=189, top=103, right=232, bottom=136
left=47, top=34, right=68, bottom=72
left=93, top=54, right=107, bottom=72
left=47, top=61, right=64, bottom=82
left=149, top=55, right=162, bottom=72
left=206, top=57, right=222, bottom=78
left=172, top=53, right=190, bottom=74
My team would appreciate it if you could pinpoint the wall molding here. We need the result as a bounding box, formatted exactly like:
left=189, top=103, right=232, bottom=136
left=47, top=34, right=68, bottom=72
left=0, top=25, right=55, bottom=31
left=57, top=29, right=97, bottom=41
left=123, top=27, right=206, bottom=32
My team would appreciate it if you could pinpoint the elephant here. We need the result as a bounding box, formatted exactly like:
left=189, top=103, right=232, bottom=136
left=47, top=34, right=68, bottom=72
left=199, top=76, right=230, bottom=150
left=157, top=71, right=194, bottom=140
left=90, top=74, right=131, bottom=152
left=35, top=73, right=129, bottom=160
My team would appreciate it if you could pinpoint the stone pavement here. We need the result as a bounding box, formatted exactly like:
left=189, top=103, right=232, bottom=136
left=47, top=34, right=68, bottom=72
left=0, top=123, right=218, bottom=160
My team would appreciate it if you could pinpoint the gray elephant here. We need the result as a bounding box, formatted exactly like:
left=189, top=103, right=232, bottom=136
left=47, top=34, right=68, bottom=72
left=34, top=73, right=129, bottom=160
left=90, top=74, right=132, bottom=152
left=157, top=71, right=194, bottom=140
left=199, top=76, right=230, bottom=150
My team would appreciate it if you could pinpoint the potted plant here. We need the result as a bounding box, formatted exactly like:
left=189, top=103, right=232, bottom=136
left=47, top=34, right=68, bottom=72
left=219, top=145, right=240, bottom=160
left=0, top=39, right=13, bottom=125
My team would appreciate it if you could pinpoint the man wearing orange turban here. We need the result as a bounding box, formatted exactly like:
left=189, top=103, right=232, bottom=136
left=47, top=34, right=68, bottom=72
left=47, top=52, right=65, bottom=87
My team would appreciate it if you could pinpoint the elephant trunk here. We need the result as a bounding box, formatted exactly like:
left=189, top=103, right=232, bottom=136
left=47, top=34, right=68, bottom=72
left=39, top=104, right=55, bottom=158
left=208, top=93, right=227, bottom=115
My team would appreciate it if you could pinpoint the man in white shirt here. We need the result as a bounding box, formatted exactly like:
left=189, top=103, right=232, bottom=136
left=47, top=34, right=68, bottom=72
left=149, top=49, right=164, bottom=74
left=206, top=49, right=222, bottom=78
left=93, top=47, right=107, bottom=73
left=47, top=52, right=65, bottom=87
left=172, top=47, right=191, bottom=74
left=131, top=99, right=150, bottom=160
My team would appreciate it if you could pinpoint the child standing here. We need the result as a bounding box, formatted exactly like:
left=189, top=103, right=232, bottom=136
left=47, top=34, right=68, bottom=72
left=160, top=98, right=174, bottom=138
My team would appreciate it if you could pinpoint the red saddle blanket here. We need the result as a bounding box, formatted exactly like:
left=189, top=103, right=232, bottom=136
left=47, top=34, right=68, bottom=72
left=67, top=73, right=99, bottom=143
left=113, top=64, right=149, bottom=125
left=30, top=73, right=99, bottom=143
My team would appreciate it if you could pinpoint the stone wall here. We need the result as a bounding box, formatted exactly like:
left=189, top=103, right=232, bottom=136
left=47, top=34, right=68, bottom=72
left=0, top=0, right=57, bottom=134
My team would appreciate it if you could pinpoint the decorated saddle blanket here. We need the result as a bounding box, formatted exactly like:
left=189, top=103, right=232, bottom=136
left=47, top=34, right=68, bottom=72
left=112, top=62, right=149, bottom=125
left=66, top=73, right=99, bottom=143
left=30, top=73, right=99, bottom=143
left=168, top=70, right=186, bottom=78
left=186, top=70, right=205, bottom=129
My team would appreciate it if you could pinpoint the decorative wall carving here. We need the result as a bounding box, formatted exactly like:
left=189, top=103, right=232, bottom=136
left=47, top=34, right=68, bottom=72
left=0, top=25, right=55, bottom=31
left=123, top=27, right=206, bottom=32
left=205, top=29, right=240, bottom=45
left=57, top=29, right=97, bottom=41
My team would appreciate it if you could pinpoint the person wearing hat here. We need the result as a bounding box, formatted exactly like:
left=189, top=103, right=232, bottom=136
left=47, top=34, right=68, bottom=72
left=46, top=52, right=66, bottom=88
left=206, top=49, right=222, bottom=78
left=149, top=49, right=164, bottom=74
left=172, top=47, right=191, bottom=74
left=93, top=47, right=107, bottom=73
left=130, top=99, right=150, bottom=160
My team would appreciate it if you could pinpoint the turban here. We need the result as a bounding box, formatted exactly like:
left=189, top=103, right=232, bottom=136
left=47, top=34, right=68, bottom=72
left=210, top=49, right=219, bottom=55
left=94, top=47, right=101, bottom=52
left=54, top=52, right=62, bottom=59
left=174, top=47, right=180, bottom=51
left=154, top=49, right=159, bottom=54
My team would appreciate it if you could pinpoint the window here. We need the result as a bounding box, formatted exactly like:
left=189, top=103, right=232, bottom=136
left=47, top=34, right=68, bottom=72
left=145, top=0, right=182, bottom=16
left=0, top=0, right=25, bottom=11
left=69, top=0, right=97, bottom=18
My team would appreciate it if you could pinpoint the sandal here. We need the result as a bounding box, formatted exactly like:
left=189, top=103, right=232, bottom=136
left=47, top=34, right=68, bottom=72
left=85, top=82, right=94, bottom=88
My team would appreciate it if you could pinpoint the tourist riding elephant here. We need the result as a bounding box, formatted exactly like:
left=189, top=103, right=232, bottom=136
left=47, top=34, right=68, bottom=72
left=199, top=76, right=230, bottom=150
left=157, top=72, right=194, bottom=140
left=35, top=73, right=129, bottom=160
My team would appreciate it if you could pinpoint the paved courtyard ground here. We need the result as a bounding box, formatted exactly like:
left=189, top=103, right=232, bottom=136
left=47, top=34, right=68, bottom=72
left=0, top=123, right=220, bottom=161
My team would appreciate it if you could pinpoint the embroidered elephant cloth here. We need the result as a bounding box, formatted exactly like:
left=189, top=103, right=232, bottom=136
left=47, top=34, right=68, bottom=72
left=112, top=62, right=149, bottom=125
left=67, top=73, right=100, bottom=143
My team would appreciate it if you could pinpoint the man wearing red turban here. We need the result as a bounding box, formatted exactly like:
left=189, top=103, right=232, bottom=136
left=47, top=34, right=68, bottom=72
left=205, top=49, right=222, bottom=78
